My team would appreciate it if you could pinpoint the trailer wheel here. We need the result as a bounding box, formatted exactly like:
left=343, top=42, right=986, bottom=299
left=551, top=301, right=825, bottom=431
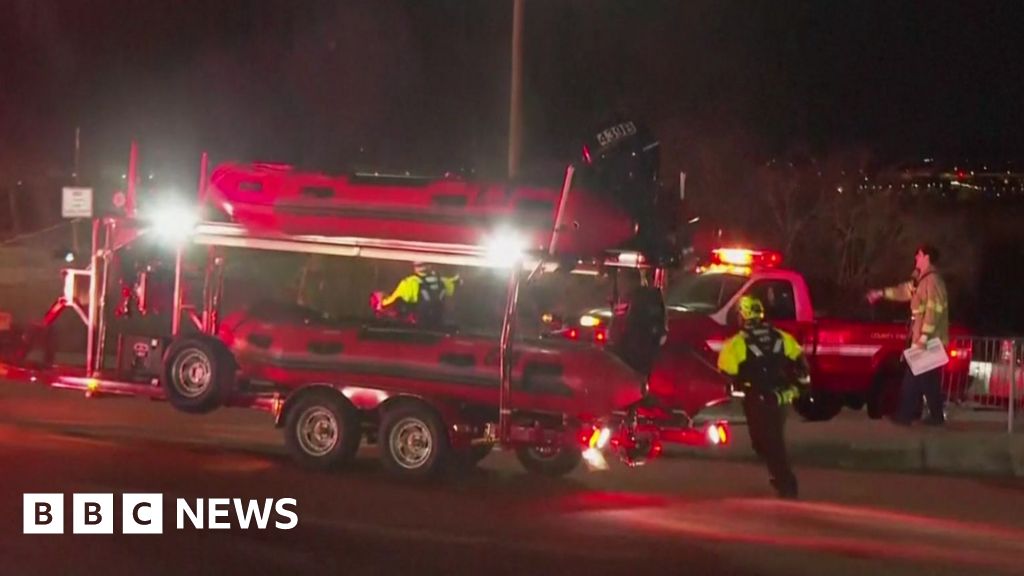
left=162, top=337, right=234, bottom=414
left=284, top=391, right=360, bottom=470
left=515, top=445, right=581, bottom=477
left=379, top=404, right=450, bottom=479
left=793, top=391, right=843, bottom=422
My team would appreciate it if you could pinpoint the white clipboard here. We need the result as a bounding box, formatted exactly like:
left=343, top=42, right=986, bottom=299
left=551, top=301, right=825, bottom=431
left=902, top=338, right=949, bottom=376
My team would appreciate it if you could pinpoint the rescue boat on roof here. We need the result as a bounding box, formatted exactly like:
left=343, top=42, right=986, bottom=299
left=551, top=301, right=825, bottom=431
left=206, top=162, right=636, bottom=257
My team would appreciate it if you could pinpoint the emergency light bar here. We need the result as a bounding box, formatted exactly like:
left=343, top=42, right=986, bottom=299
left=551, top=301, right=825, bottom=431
left=710, top=248, right=782, bottom=269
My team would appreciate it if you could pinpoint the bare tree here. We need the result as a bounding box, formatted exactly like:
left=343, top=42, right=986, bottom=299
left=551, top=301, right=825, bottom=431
left=750, top=161, right=828, bottom=255
left=826, top=191, right=910, bottom=289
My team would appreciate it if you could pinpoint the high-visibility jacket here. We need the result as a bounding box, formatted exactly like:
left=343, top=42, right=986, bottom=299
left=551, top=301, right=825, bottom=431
left=882, top=268, right=949, bottom=346
left=382, top=273, right=458, bottom=308
left=717, top=324, right=809, bottom=405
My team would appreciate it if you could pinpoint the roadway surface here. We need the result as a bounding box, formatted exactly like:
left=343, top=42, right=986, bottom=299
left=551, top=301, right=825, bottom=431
left=2, top=381, right=1024, bottom=576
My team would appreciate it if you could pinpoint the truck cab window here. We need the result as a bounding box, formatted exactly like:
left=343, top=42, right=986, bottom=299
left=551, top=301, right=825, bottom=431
left=746, top=279, right=797, bottom=322
left=666, top=273, right=747, bottom=313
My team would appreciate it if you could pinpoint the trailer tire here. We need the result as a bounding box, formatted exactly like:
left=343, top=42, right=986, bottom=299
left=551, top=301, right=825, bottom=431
left=162, top=337, right=235, bottom=414
left=379, top=403, right=450, bottom=480
left=793, top=391, right=843, bottom=422
left=284, top=391, right=361, bottom=470
left=515, top=445, right=582, bottom=477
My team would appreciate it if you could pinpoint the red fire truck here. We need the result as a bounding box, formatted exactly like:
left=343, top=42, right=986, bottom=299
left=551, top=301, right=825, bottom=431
left=559, top=247, right=972, bottom=422
left=0, top=144, right=729, bottom=479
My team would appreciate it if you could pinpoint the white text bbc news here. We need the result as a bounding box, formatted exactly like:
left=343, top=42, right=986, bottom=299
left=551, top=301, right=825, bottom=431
left=23, top=494, right=298, bottom=534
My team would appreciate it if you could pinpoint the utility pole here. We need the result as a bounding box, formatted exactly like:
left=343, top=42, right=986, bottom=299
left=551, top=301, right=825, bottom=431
left=507, top=0, right=524, bottom=180
left=72, top=126, right=81, bottom=254
left=73, top=126, right=80, bottom=181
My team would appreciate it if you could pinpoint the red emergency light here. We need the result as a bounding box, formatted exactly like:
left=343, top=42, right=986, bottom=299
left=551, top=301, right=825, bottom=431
left=710, top=248, right=783, bottom=269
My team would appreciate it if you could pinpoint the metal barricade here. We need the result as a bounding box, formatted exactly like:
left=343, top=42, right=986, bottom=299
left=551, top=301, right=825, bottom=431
left=942, top=336, right=1022, bottom=433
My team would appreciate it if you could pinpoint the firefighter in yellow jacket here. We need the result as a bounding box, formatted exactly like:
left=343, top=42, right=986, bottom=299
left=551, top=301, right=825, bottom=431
left=381, top=262, right=460, bottom=327
left=867, top=244, right=949, bottom=425
left=718, top=295, right=809, bottom=499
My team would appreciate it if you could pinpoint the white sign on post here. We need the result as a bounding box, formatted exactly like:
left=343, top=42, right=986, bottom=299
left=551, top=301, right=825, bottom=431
left=62, top=187, right=93, bottom=219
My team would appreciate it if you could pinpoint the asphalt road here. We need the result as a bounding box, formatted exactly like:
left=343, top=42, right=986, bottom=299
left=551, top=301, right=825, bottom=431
left=2, top=382, right=1024, bottom=576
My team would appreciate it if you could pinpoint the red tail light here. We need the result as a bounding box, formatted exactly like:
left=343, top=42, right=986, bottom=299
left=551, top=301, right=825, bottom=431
left=949, top=346, right=971, bottom=360
left=705, top=421, right=729, bottom=446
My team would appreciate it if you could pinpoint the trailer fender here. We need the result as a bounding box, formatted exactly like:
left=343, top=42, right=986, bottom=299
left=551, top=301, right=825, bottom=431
left=275, top=384, right=351, bottom=427
left=378, top=395, right=472, bottom=448
left=276, top=385, right=459, bottom=429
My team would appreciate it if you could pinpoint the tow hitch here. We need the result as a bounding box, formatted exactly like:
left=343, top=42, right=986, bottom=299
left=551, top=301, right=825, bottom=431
left=583, top=403, right=731, bottom=471
left=580, top=408, right=664, bottom=471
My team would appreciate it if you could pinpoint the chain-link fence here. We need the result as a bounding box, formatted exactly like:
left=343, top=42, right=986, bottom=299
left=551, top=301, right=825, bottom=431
left=943, top=336, right=1022, bottom=432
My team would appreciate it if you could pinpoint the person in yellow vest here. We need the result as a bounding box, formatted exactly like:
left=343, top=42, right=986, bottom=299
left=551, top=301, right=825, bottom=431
left=717, top=295, right=810, bottom=499
left=867, top=244, right=949, bottom=426
left=381, top=262, right=460, bottom=327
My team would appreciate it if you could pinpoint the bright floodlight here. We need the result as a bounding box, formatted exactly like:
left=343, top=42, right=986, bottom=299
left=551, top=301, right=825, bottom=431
left=483, top=230, right=526, bottom=267
left=147, top=197, right=199, bottom=244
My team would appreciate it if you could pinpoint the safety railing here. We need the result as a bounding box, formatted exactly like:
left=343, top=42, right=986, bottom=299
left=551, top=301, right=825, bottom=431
left=943, top=336, right=1022, bottom=433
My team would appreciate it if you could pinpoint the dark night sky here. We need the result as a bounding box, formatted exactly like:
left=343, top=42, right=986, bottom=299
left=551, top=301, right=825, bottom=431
left=2, top=0, right=1023, bottom=182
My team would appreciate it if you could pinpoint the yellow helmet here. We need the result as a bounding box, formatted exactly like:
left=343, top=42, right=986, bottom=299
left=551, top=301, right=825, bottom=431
left=738, top=295, right=765, bottom=323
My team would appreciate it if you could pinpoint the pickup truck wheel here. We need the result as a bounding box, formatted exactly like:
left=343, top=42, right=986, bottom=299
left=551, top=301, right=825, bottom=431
left=284, top=391, right=360, bottom=470
left=793, top=391, right=843, bottom=422
left=162, top=337, right=235, bottom=414
left=380, top=404, right=450, bottom=479
left=515, top=445, right=581, bottom=477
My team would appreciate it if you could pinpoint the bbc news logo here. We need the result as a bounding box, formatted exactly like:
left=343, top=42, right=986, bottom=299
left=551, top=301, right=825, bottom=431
left=23, top=494, right=298, bottom=534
